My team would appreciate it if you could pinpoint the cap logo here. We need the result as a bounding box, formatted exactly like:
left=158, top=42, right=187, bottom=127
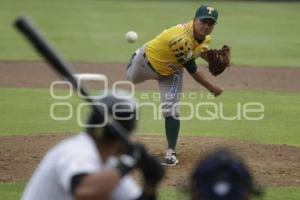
left=207, top=7, right=215, bottom=15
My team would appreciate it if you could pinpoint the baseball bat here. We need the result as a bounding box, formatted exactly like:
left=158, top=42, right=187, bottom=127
left=14, top=17, right=131, bottom=146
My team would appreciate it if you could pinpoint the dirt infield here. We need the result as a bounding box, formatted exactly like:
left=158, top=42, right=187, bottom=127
left=1, top=61, right=300, bottom=188
left=1, top=61, right=300, bottom=91
left=0, top=134, right=300, bottom=187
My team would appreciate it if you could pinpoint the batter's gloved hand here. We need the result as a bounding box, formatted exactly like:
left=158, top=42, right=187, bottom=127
left=116, top=143, right=144, bottom=177
left=139, top=149, right=165, bottom=187
left=207, top=45, right=231, bottom=76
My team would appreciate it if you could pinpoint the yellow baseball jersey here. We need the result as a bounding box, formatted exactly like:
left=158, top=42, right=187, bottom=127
left=145, top=21, right=211, bottom=76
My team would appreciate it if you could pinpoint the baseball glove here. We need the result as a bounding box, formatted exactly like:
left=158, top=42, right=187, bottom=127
left=207, top=45, right=231, bottom=76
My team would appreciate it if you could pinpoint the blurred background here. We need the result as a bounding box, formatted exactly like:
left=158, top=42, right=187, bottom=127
left=0, top=0, right=300, bottom=200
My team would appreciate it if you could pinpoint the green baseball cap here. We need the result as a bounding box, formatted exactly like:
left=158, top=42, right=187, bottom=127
left=195, top=5, right=218, bottom=23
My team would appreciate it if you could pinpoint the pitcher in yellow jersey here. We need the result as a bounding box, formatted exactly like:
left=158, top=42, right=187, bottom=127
left=127, top=5, right=227, bottom=166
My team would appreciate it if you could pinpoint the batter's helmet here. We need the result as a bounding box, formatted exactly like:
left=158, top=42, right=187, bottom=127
left=190, top=149, right=262, bottom=200
left=86, top=90, right=138, bottom=139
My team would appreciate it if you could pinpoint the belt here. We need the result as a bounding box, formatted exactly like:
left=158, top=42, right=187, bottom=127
left=142, top=53, right=162, bottom=76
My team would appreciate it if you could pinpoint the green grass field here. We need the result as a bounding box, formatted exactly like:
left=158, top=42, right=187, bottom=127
left=1, top=183, right=300, bottom=200
left=1, top=88, right=300, bottom=146
left=1, top=0, right=300, bottom=199
left=1, top=0, right=300, bottom=67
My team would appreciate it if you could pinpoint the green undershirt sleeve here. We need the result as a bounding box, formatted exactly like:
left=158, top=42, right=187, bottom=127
left=184, top=59, right=197, bottom=74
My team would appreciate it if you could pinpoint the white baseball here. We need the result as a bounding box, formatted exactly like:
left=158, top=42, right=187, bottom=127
left=125, top=31, right=138, bottom=43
